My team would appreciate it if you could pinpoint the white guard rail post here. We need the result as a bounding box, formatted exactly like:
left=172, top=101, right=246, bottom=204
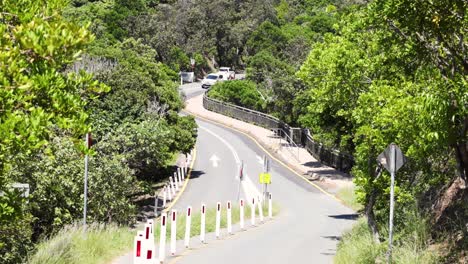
left=240, top=199, right=244, bottom=230
left=184, top=206, right=192, bottom=248
left=215, top=202, right=221, bottom=238
left=227, top=201, right=232, bottom=234
left=159, top=214, right=167, bottom=263
left=200, top=204, right=206, bottom=243
left=170, top=210, right=177, bottom=255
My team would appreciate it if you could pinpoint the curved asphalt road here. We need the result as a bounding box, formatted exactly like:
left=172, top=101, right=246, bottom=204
left=173, top=82, right=356, bottom=264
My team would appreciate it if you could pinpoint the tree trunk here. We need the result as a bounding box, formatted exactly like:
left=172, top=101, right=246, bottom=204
left=453, top=116, right=468, bottom=186
left=365, top=187, right=380, bottom=242
left=365, top=166, right=382, bottom=242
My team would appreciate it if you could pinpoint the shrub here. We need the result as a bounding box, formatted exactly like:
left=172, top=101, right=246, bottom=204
left=208, top=80, right=266, bottom=111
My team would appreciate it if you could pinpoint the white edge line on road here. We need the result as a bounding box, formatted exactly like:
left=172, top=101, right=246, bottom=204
left=186, top=110, right=343, bottom=204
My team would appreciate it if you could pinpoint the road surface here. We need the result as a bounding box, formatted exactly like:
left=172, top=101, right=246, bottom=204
left=169, top=82, right=356, bottom=263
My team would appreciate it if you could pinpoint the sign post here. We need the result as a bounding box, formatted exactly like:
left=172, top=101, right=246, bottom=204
left=190, top=58, right=195, bottom=72
left=377, top=143, right=406, bottom=264
left=259, top=156, right=271, bottom=202
left=83, top=133, right=91, bottom=230
left=237, top=161, right=244, bottom=201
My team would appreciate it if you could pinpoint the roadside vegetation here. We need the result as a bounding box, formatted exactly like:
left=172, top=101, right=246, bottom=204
left=28, top=203, right=279, bottom=264
left=1, top=0, right=466, bottom=263
left=204, top=0, right=467, bottom=262
left=1, top=0, right=196, bottom=263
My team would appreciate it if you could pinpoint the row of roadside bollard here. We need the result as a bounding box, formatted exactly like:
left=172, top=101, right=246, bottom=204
left=158, top=153, right=192, bottom=211
left=135, top=194, right=273, bottom=264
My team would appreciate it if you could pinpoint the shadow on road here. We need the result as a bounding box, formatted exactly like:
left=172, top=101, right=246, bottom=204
left=328, top=214, right=359, bottom=220
left=322, top=235, right=341, bottom=241
left=302, top=161, right=322, bottom=168
left=189, top=170, right=206, bottom=179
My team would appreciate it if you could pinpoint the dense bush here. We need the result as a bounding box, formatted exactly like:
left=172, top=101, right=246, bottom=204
left=208, top=80, right=266, bottom=112
left=1, top=1, right=197, bottom=263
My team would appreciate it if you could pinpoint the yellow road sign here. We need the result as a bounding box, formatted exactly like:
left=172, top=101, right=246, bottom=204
left=259, top=173, right=271, bottom=184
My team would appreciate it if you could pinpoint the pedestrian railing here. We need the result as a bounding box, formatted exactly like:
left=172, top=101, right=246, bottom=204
left=202, top=91, right=354, bottom=173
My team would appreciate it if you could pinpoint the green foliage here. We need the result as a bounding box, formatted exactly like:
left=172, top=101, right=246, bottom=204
left=1, top=1, right=198, bottom=263
left=296, top=2, right=466, bottom=258
left=0, top=1, right=108, bottom=262
left=7, top=136, right=139, bottom=237
left=208, top=80, right=266, bottom=111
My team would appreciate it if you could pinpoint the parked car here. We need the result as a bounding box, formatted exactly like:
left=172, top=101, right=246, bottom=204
left=218, top=67, right=235, bottom=80
left=201, top=73, right=223, bottom=89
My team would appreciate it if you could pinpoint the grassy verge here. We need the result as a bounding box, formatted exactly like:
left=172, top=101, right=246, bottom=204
left=335, top=217, right=439, bottom=264
left=28, top=224, right=133, bottom=264
left=28, top=203, right=280, bottom=263
left=336, top=185, right=363, bottom=211
left=155, top=202, right=280, bottom=240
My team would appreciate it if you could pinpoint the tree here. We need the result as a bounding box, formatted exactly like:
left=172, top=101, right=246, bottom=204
left=0, top=0, right=107, bottom=262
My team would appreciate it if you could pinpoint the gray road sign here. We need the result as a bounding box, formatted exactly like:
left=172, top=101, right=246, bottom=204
left=377, top=143, right=406, bottom=173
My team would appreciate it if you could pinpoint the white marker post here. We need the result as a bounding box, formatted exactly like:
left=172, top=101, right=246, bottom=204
left=169, top=177, right=176, bottom=196
left=251, top=198, right=256, bottom=226
left=166, top=185, right=172, bottom=201
left=239, top=199, right=245, bottom=230
left=147, top=219, right=155, bottom=238
left=181, top=166, right=185, bottom=180
left=257, top=196, right=264, bottom=222
left=177, top=169, right=182, bottom=186
left=170, top=210, right=177, bottom=255
left=143, top=223, right=155, bottom=263
left=200, top=204, right=206, bottom=243
left=215, top=202, right=221, bottom=239
left=173, top=173, right=179, bottom=191
left=268, top=193, right=273, bottom=219
left=227, top=201, right=232, bottom=234
left=184, top=206, right=192, bottom=248
left=159, top=214, right=167, bottom=263
left=162, top=187, right=167, bottom=207
left=133, top=231, right=144, bottom=264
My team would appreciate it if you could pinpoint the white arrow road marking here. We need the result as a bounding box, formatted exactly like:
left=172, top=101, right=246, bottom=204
left=210, top=154, right=220, bottom=167
left=199, top=125, right=260, bottom=200
left=256, top=155, right=264, bottom=165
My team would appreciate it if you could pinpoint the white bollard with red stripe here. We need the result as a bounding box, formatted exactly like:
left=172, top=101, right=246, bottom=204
left=215, top=202, right=221, bottom=239
left=269, top=193, right=273, bottom=219
left=239, top=199, right=245, bottom=230
left=200, top=204, right=206, bottom=243
left=159, top=213, right=167, bottom=263
left=184, top=206, right=192, bottom=248
left=133, top=231, right=144, bottom=264
left=257, top=196, right=264, bottom=222
left=143, top=223, right=156, bottom=263
left=170, top=210, right=177, bottom=255
left=227, top=201, right=232, bottom=234
left=251, top=198, right=256, bottom=226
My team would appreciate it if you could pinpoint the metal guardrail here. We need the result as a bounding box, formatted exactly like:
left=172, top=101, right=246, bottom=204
left=203, top=91, right=354, bottom=173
